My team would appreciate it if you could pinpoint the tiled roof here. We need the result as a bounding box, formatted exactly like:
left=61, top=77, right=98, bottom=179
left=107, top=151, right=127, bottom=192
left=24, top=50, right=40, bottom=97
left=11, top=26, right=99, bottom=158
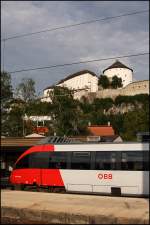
left=88, top=125, right=115, bottom=136
left=103, top=60, right=133, bottom=73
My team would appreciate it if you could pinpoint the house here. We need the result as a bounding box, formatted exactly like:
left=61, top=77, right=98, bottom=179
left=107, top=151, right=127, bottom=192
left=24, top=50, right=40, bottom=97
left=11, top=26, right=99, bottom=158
left=87, top=125, right=123, bottom=142
left=87, top=125, right=115, bottom=136
left=86, top=135, right=123, bottom=143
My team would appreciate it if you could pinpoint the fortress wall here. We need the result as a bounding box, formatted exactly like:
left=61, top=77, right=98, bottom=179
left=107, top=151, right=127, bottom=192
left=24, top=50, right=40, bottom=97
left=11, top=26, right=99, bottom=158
left=96, top=89, right=121, bottom=100
left=121, top=80, right=149, bottom=96
left=87, top=80, right=149, bottom=100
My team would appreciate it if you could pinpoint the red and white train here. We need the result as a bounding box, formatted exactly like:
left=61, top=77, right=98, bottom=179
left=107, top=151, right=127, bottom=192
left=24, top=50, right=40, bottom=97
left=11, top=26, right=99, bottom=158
left=10, top=142, right=149, bottom=196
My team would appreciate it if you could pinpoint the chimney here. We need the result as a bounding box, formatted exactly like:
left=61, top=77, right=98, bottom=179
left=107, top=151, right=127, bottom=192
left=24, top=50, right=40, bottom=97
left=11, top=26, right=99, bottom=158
left=88, top=121, right=91, bottom=126
left=108, top=121, right=110, bottom=126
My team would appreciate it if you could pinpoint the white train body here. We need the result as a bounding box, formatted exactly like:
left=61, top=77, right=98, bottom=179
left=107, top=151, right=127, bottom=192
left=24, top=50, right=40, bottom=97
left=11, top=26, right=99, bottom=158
left=11, top=142, right=149, bottom=196
left=55, top=143, right=149, bottom=196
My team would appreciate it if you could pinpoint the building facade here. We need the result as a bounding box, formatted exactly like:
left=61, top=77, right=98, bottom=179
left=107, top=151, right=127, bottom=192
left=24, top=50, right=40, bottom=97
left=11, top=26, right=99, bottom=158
left=41, top=70, right=98, bottom=102
left=57, top=70, right=98, bottom=92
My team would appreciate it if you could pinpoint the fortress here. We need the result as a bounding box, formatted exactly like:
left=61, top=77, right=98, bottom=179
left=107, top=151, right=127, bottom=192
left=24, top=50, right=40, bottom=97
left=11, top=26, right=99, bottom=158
left=41, top=60, right=149, bottom=102
left=75, top=80, right=149, bottom=101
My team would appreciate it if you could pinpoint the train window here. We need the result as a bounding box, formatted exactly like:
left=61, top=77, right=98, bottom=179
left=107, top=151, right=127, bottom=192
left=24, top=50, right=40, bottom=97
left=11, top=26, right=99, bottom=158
left=71, top=152, right=91, bottom=169
left=95, top=152, right=117, bottom=170
left=15, top=155, right=29, bottom=169
left=143, top=151, right=149, bottom=171
left=49, top=152, right=67, bottom=169
left=121, top=151, right=143, bottom=171
left=29, top=152, right=50, bottom=169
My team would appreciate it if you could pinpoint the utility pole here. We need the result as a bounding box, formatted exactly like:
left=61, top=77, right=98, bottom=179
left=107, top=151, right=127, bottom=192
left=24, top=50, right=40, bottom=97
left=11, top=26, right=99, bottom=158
left=22, top=116, right=25, bottom=137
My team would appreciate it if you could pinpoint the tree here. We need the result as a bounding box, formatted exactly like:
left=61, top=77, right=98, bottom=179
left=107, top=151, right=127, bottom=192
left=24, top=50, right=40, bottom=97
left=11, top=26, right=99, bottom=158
left=1, top=71, right=14, bottom=136
left=1, top=106, right=25, bottom=137
left=25, top=100, right=52, bottom=116
left=108, top=114, right=125, bottom=135
left=90, top=110, right=108, bottom=125
left=16, top=78, right=36, bottom=102
left=92, top=98, right=114, bottom=111
left=122, top=106, right=149, bottom=141
left=98, top=75, right=110, bottom=89
left=49, top=86, right=82, bottom=136
left=79, top=97, right=94, bottom=114
left=111, top=76, right=123, bottom=89
left=1, top=71, right=13, bottom=108
left=115, top=94, right=149, bottom=107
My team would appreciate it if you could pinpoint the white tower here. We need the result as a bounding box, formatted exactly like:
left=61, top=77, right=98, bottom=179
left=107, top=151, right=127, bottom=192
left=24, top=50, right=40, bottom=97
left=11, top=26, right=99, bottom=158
left=103, top=60, right=133, bottom=87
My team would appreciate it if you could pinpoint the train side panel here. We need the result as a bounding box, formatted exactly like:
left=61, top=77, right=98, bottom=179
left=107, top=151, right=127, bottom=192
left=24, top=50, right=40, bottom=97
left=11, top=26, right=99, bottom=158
left=10, top=169, right=41, bottom=186
left=60, top=170, right=149, bottom=195
left=41, top=169, right=64, bottom=186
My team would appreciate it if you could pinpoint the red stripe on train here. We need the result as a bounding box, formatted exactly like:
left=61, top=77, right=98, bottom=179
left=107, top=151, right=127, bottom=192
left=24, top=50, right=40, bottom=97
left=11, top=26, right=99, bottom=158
left=15, top=145, right=54, bottom=164
left=11, top=145, right=64, bottom=187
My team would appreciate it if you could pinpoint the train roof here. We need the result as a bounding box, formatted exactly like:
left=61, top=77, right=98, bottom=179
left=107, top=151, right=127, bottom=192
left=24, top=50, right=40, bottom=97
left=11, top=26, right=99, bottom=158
left=37, top=136, right=150, bottom=145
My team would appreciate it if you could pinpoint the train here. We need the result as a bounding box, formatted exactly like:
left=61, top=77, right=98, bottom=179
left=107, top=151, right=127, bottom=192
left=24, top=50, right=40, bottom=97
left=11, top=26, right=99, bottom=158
left=10, top=142, right=149, bottom=196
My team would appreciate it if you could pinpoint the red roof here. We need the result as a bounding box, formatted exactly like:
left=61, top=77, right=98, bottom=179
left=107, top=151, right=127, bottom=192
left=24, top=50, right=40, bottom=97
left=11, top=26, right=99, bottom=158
left=88, top=125, right=115, bottom=136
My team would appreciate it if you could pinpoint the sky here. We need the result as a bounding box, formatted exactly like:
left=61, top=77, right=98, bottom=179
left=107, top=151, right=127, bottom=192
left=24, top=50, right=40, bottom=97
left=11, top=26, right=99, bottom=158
left=1, top=1, right=149, bottom=96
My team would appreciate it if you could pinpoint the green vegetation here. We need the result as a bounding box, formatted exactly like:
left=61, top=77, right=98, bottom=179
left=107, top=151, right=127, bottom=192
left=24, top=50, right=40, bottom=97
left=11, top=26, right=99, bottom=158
left=1, top=71, right=13, bottom=107
left=1, top=71, right=14, bottom=136
left=122, top=105, right=149, bottom=141
left=111, top=75, right=123, bottom=89
left=98, top=75, right=123, bottom=89
left=115, top=94, right=149, bottom=106
left=15, top=78, right=36, bottom=102
left=98, top=75, right=110, bottom=89
left=1, top=71, right=149, bottom=140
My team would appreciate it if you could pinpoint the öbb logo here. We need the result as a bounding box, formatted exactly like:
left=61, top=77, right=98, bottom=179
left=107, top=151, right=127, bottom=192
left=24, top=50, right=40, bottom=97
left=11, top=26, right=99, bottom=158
left=98, top=173, right=112, bottom=179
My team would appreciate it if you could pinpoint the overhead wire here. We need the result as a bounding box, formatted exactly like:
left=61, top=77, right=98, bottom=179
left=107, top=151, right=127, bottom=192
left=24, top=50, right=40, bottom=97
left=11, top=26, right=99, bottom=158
left=8, top=52, right=149, bottom=74
left=2, top=9, right=149, bottom=76
left=1, top=10, right=148, bottom=42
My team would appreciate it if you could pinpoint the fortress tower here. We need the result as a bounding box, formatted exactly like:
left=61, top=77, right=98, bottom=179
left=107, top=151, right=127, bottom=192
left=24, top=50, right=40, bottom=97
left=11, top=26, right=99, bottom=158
left=103, top=60, right=133, bottom=87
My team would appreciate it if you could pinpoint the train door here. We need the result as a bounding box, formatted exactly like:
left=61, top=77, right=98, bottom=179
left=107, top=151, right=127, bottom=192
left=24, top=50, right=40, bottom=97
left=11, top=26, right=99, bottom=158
left=28, top=152, right=42, bottom=185
left=41, top=152, right=65, bottom=187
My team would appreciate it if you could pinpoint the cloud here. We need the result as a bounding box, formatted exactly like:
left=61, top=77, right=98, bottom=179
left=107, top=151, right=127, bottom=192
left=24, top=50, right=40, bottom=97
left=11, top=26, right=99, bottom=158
left=1, top=1, right=149, bottom=95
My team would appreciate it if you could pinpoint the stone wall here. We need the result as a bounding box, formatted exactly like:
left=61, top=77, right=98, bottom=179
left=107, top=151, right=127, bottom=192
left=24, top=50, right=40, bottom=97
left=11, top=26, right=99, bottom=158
left=121, top=80, right=149, bottom=96
left=84, top=80, right=149, bottom=100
